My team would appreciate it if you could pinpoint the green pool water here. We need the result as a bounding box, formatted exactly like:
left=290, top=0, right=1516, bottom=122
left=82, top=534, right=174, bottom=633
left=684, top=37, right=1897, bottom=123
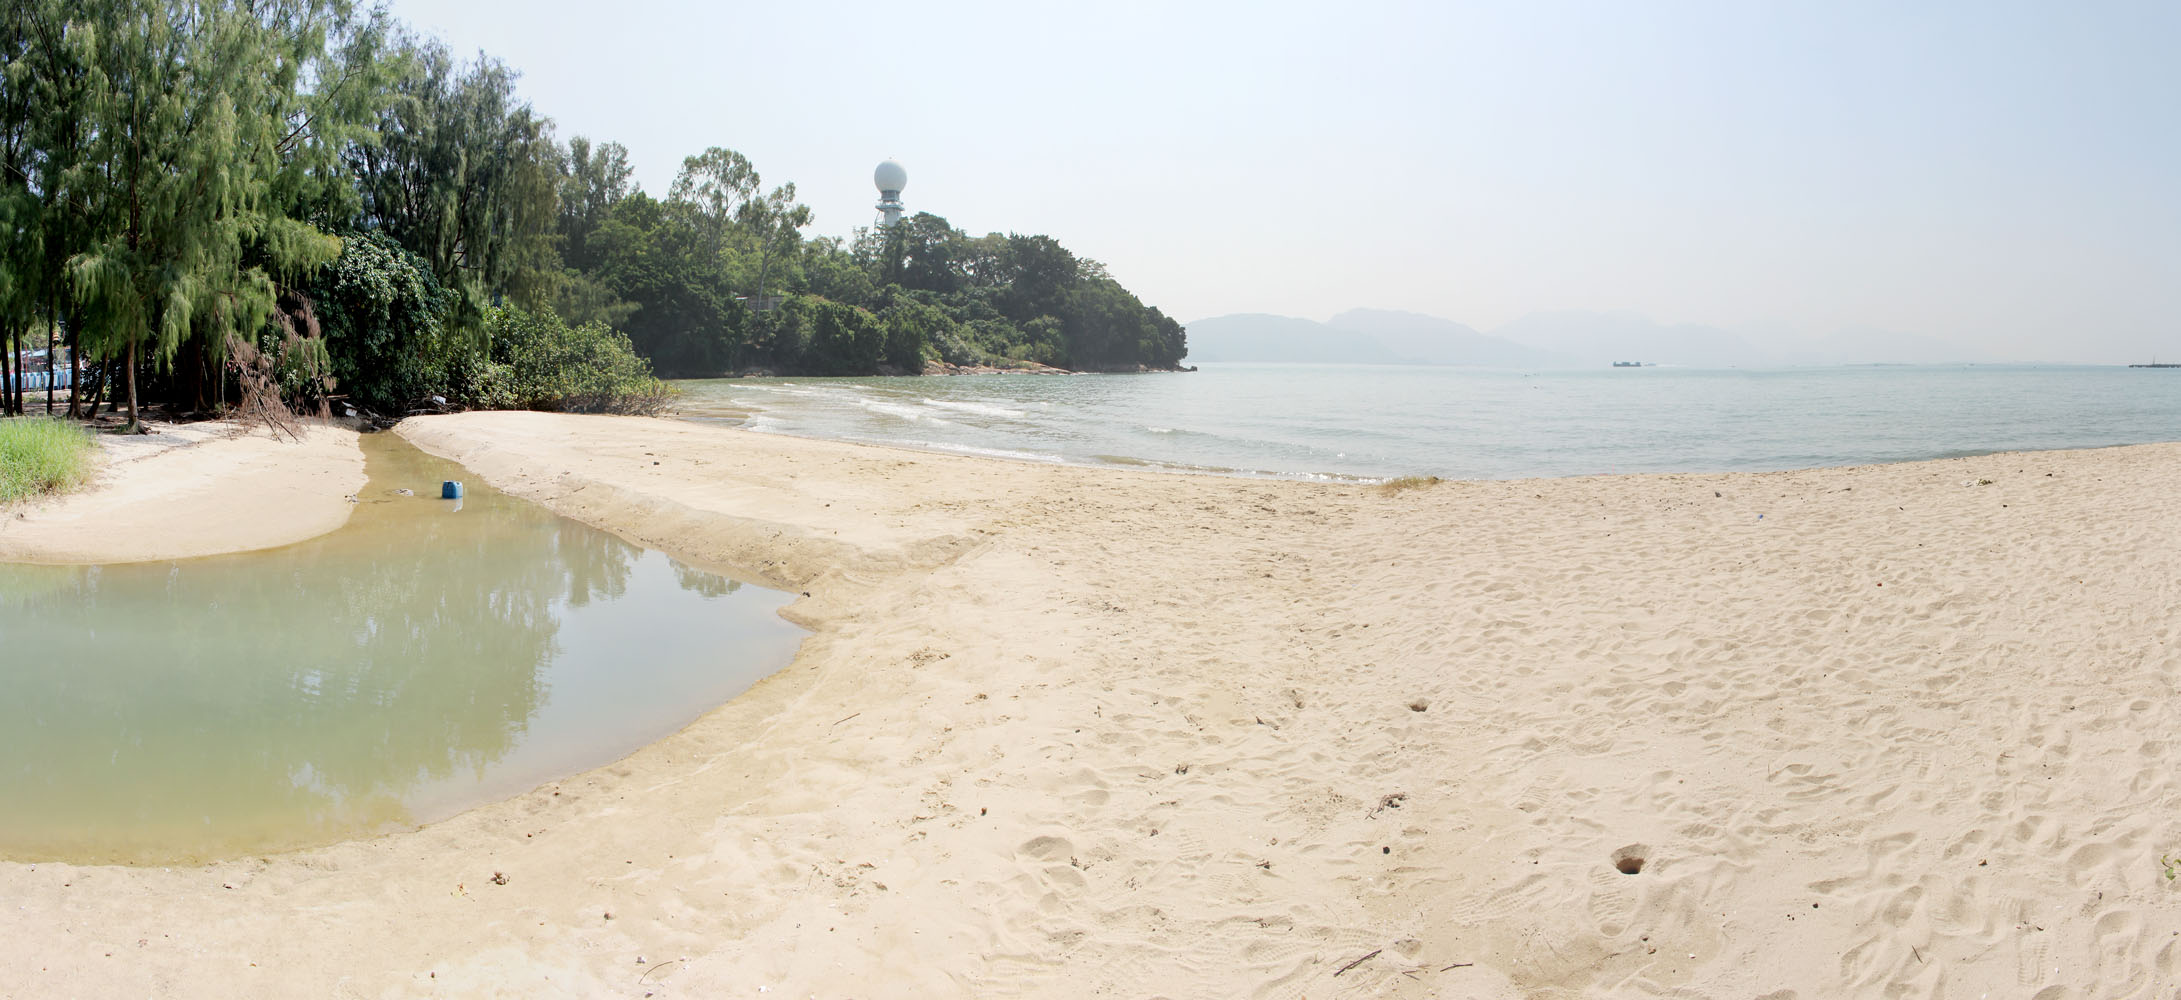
left=0, top=432, right=804, bottom=865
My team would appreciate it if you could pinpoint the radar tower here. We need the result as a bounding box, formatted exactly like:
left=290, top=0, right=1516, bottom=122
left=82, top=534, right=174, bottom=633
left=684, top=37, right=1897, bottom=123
left=874, top=159, right=907, bottom=228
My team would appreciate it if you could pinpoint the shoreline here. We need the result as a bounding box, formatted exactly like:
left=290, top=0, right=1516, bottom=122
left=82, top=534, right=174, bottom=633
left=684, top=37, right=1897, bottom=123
left=3, top=412, right=2178, bottom=996
left=675, top=409, right=2181, bottom=487
left=668, top=364, right=2181, bottom=487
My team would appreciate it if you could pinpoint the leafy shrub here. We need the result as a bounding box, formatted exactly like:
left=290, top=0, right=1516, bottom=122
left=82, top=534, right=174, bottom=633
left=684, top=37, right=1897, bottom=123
left=763, top=295, right=886, bottom=375
left=479, top=306, right=671, bottom=414
left=312, top=231, right=459, bottom=411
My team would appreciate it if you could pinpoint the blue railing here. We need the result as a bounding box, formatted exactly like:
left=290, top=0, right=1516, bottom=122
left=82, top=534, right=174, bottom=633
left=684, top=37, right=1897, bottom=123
left=2, top=368, right=73, bottom=392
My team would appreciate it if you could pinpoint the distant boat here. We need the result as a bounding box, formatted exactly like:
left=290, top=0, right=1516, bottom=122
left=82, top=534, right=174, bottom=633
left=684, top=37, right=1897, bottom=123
left=1611, top=361, right=1646, bottom=368
left=2128, top=360, right=2181, bottom=368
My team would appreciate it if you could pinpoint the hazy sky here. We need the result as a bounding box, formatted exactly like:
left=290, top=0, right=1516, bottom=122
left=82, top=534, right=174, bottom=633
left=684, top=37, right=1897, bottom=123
left=384, top=0, right=2178, bottom=363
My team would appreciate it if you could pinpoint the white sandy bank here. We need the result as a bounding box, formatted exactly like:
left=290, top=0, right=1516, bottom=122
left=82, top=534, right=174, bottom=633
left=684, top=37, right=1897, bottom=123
left=0, top=420, right=364, bottom=563
left=1, top=410, right=2177, bottom=999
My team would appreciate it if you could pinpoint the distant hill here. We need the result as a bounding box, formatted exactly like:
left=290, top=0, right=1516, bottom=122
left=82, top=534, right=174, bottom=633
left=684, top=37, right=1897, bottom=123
left=1183, top=307, right=1990, bottom=367
left=1489, top=310, right=1766, bottom=368
left=1326, top=309, right=1571, bottom=367
left=1182, top=311, right=1566, bottom=367
left=1182, top=314, right=1406, bottom=364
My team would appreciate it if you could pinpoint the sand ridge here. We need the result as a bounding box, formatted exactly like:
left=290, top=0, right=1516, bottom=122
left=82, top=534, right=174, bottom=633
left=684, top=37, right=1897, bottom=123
left=2, top=410, right=2178, bottom=997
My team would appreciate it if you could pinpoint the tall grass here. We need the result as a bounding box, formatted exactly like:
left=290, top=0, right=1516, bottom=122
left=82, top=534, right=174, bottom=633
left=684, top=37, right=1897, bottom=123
left=0, top=418, right=96, bottom=504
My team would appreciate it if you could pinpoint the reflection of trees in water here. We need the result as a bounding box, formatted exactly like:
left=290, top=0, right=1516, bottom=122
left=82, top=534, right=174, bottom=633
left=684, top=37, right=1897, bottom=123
left=555, top=520, right=637, bottom=607
left=0, top=442, right=694, bottom=862
left=673, top=561, right=742, bottom=598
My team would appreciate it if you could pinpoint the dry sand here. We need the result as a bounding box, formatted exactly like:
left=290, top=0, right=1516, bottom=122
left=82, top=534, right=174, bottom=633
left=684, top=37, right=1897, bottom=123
left=0, top=420, right=364, bottom=563
left=3, top=409, right=2180, bottom=998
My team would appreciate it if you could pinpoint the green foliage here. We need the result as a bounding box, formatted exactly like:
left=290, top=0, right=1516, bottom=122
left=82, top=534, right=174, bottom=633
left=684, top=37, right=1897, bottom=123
left=349, top=34, right=561, bottom=332
left=558, top=137, right=634, bottom=273
left=0, top=2, right=1188, bottom=429
left=311, top=231, right=455, bottom=409
left=761, top=296, right=885, bottom=375
left=477, top=306, right=670, bottom=415
left=34, top=0, right=382, bottom=426
left=587, top=191, right=744, bottom=376
left=0, top=418, right=95, bottom=504
left=878, top=298, right=956, bottom=372
left=830, top=214, right=1186, bottom=372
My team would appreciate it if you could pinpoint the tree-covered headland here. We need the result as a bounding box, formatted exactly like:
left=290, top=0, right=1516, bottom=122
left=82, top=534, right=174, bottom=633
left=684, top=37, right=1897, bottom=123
left=0, top=1, right=1187, bottom=431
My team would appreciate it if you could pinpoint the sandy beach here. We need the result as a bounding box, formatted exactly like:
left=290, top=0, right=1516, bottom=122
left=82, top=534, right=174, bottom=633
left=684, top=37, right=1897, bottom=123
left=3, top=410, right=2179, bottom=998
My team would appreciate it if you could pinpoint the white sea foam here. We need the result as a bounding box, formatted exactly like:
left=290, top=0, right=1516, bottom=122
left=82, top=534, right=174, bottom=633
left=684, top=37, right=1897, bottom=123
left=856, top=399, right=947, bottom=423
left=900, top=441, right=1068, bottom=464
left=922, top=399, right=1028, bottom=419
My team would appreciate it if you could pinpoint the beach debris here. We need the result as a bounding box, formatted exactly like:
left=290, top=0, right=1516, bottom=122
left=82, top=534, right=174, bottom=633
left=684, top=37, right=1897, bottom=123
left=489, top=871, right=507, bottom=885
left=1369, top=793, right=1407, bottom=817
left=1376, top=475, right=1443, bottom=495
left=395, top=488, right=413, bottom=496
left=1407, top=698, right=1429, bottom=712
left=1334, top=949, right=1383, bottom=977
left=1612, top=843, right=1651, bottom=875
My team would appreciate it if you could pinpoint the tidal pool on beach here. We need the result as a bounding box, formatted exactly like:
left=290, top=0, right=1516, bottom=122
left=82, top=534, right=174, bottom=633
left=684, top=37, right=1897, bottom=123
left=0, top=432, right=805, bottom=865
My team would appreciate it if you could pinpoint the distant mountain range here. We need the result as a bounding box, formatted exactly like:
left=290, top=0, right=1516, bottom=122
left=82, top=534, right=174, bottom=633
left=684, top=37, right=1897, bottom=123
left=1183, top=308, right=1988, bottom=368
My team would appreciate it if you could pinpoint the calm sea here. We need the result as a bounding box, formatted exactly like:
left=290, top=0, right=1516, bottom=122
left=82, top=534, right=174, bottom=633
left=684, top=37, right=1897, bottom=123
left=670, top=364, right=2181, bottom=482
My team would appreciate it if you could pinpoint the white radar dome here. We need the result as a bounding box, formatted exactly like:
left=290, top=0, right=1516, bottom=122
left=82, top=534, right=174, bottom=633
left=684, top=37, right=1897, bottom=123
left=874, top=159, right=908, bottom=194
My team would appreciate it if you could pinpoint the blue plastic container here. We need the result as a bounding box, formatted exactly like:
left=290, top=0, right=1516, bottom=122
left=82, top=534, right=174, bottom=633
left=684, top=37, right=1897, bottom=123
left=441, top=481, right=464, bottom=499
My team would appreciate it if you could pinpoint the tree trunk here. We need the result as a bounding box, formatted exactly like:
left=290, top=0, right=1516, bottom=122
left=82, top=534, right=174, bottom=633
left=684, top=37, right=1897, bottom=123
left=3, top=325, right=17, bottom=416
left=124, top=341, right=140, bottom=431
left=66, top=320, right=82, bottom=419
left=179, top=335, right=206, bottom=412
left=78, top=359, right=105, bottom=419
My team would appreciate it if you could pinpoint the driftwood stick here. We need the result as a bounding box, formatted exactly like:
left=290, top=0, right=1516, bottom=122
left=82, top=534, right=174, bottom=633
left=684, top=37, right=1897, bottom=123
left=1333, top=949, right=1381, bottom=977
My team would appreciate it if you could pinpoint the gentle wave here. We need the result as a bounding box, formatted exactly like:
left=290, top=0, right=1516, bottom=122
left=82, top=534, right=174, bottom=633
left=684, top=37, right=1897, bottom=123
left=893, top=440, right=1069, bottom=464
left=670, top=365, right=2181, bottom=482
left=855, top=399, right=954, bottom=425
left=922, top=398, right=1029, bottom=419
